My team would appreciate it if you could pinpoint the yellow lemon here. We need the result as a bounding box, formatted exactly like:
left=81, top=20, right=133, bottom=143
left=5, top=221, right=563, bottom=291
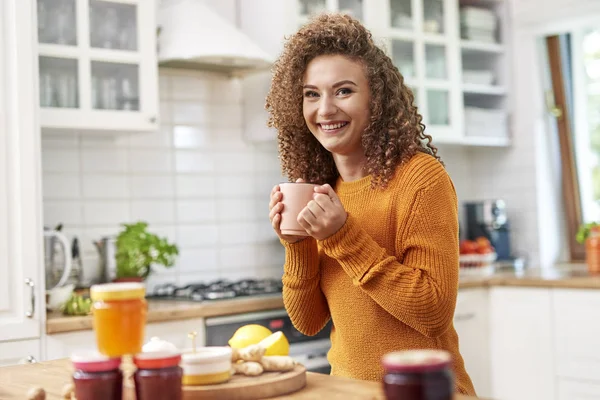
left=228, top=324, right=272, bottom=349
left=258, top=331, right=290, bottom=356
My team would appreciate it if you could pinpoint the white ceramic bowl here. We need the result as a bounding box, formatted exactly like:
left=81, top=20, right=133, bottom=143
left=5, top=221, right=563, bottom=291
left=46, top=283, right=75, bottom=311
left=180, top=346, right=232, bottom=385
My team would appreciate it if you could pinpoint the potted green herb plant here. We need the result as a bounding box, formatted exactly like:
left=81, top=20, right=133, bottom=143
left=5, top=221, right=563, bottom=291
left=115, top=221, right=179, bottom=282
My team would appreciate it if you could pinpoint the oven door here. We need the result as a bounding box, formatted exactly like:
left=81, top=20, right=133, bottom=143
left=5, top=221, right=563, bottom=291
left=289, top=338, right=331, bottom=374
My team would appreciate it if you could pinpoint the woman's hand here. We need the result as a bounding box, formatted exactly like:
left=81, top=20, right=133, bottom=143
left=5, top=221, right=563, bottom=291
left=269, top=181, right=307, bottom=244
left=298, top=184, right=347, bottom=241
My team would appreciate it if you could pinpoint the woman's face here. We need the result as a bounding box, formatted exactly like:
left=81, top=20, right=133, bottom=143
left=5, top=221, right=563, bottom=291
left=302, top=54, right=371, bottom=159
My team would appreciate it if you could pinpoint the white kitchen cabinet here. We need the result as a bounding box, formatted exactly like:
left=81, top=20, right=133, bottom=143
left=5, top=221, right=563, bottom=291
left=489, top=287, right=555, bottom=400
left=557, top=378, right=600, bottom=400
left=553, top=289, right=600, bottom=383
left=36, top=0, right=159, bottom=133
left=44, top=318, right=206, bottom=360
left=241, top=0, right=511, bottom=146
left=0, top=0, right=45, bottom=342
left=0, top=339, right=42, bottom=367
left=454, top=288, right=491, bottom=398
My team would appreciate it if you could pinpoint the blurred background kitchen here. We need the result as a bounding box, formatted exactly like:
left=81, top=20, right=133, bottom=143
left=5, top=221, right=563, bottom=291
left=3, top=0, right=600, bottom=399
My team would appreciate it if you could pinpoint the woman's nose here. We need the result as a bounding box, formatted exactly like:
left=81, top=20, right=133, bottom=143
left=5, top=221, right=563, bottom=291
left=318, top=96, right=338, bottom=118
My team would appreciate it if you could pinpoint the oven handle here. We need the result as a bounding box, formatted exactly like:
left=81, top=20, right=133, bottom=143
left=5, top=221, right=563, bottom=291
left=204, top=309, right=288, bottom=326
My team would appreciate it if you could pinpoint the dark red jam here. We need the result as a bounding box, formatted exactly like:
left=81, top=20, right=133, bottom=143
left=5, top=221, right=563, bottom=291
left=133, top=351, right=182, bottom=400
left=382, top=349, right=454, bottom=400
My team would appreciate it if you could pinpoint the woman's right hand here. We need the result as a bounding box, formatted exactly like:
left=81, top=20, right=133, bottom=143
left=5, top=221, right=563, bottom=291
left=269, top=181, right=307, bottom=244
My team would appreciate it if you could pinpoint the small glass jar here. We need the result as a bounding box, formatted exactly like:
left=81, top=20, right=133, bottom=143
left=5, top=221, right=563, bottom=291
left=90, top=282, right=147, bottom=357
left=586, top=227, right=600, bottom=274
left=381, top=349, right=453, bottom=400
left=71, top=352, right=123, bottom=400
left=134, top=351, right=183, bottom=400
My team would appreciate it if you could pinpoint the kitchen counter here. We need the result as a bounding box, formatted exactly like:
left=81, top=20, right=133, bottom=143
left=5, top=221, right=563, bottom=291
left=0, top=358, right=477, bottom=400
left=47, top=263, right=598, bottom=335
left=46, top=295, right=285, bottom=334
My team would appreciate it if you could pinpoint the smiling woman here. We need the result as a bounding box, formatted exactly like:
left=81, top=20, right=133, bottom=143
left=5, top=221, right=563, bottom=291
left=265, top=13, right=476, bottom=396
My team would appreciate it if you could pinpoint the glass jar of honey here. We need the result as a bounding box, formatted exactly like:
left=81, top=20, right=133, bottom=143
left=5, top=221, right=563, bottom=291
left=71, top=352, right=123, bottom=400
left=381, top=349, right=453, bottom=400
left=91, top=282, right=147, bottom=357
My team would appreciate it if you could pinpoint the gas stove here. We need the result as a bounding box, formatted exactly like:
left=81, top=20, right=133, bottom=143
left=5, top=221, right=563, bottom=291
left=147, top=279, right=283, bottom=302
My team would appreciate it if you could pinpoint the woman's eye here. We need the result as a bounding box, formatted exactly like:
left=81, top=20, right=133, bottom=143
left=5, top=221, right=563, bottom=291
left=337, top=88, right=352, bottom=96
left=304, top=91, right=319, bottom=98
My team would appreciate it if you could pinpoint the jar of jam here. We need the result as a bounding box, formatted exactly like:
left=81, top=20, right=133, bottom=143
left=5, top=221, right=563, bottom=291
left=381, top=349, right=453, bottom=400
left=134, top=351, right=183, bottom=400
left=71, top=352, right=123, bottom=400
left=90, top=282, right=147, bottom=357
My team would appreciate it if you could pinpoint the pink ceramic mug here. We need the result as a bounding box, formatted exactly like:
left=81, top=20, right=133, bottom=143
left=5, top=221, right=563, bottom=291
left=279, top=182, right=316, bottom=236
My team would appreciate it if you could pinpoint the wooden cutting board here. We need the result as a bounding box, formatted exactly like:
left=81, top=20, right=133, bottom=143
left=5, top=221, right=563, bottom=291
left=182, top=365, right=307, bottom=400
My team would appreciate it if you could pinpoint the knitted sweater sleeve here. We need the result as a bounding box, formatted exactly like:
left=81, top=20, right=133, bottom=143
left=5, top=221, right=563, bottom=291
left=281, top=238, right=330, bottom=336
left=319, top=172, right=459, bottom=338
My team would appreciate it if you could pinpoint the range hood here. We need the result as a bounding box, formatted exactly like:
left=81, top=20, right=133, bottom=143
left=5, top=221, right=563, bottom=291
left=157, top=0, right=274, bottom=74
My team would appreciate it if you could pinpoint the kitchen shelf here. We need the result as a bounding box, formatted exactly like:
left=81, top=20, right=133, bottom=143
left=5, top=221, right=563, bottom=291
left=460, top=40, right=505, bottom=53
left=462, top=135, right=511, bottom=147
left=462, top=84, right=507, bottom=95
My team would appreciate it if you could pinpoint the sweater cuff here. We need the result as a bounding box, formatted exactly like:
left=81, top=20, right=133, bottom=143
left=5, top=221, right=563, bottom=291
left=282, top=237, right=320, bottom=279
left=319, top=214, right=384, bottom=281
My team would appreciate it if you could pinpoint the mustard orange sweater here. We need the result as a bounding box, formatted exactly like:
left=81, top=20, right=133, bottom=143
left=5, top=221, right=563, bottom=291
left=281, top=152, right=475, bottom=395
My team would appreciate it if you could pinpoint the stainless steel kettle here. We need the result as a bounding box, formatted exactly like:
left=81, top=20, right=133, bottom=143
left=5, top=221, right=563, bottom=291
left=93, top=237, right=117, bottom=283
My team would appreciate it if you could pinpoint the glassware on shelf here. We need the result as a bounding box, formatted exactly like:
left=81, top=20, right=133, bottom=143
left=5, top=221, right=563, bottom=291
left=423, top=0, right=444, bottom=34
left=89, top=0, right=138, bottom=51
left=37, top=0, right=77, bottom=46
left=425, top=45, right=447, bottom=79
left=92, top=61, right=140, bottom=111
left=390, top=0, right=413, bottom=30
left=339, top=0, right=363, bottom=20
left=299, top=0, right=327, bottom=17
left=392, top=40, right=415, bottom=79
left=427, top=90, right=449, bottom=125
left=39, top=56, right=79, bottom=109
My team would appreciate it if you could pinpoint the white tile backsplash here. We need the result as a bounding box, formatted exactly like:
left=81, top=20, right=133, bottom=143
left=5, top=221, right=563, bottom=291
left=41, top=69, right=285, bottom=288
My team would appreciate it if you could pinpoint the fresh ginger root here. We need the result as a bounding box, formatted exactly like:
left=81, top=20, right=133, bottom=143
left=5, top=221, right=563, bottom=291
left=259, top=355, right=297, bottom=372
left=233, top=361, right=264, bottom=376
left=231, top=344, right=265, bottom=362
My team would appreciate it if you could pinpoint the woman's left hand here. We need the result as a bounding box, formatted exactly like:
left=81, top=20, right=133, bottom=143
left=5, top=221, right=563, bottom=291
left=297, top=184, right=347, bottom=241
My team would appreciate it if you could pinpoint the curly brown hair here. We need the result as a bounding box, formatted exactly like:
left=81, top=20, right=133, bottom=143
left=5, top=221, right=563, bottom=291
left=265, top=13, right=442, bottom=188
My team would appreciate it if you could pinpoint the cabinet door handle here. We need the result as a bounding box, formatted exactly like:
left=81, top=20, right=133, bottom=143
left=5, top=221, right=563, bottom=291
left=454, top=312, right=475, bottom=322
left=25, top=278, right=35, bottom=318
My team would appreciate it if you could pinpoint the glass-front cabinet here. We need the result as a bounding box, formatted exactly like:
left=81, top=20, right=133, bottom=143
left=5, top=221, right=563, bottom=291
left=385, top=0, right=459, bottom=142
left=36, top=0, right=158, bottom=133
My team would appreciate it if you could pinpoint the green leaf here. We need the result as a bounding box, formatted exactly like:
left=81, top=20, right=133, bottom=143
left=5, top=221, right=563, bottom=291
left=115, top=221, right=179, bottom=279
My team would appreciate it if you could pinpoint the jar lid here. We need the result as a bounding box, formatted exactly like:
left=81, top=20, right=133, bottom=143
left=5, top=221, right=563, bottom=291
left=90, top=282, right=145, bottom=301
left=71, top=352, right=121, bottom=372
left=142, top=337, right=179, bottom=353
left=134, top=351, right=181, bottom=370
left=382, top=349, right=452, bottom=373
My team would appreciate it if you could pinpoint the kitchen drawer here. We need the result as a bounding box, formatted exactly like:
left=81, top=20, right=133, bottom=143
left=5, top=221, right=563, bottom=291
left=0, top=339, right=41, bottom=367
left=558, top=378, right=600, bottom=400
left=553, top=289, right=600, bottom=381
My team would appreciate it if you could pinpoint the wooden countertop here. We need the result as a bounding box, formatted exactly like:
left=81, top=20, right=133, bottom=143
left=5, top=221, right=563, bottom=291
left=0, top=359, right=477, bottom=400
left=46, top=295, right=285, bottom=334
left=47, top=263, right=598, bottom=335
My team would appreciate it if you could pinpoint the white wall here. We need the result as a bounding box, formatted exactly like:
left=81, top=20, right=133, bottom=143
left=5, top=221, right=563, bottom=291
left=41, top=69, right=285, bottom=291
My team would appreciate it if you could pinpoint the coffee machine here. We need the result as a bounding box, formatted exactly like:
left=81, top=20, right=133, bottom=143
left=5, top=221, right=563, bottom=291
left=464, top=200, right=512, bottom=260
